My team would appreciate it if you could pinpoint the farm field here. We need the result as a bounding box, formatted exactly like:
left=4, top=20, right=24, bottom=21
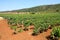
left=0, top=13, right=60, bottom=40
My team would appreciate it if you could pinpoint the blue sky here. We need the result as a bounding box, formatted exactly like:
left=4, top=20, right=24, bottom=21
left=0, top=0, right=60, bottom=11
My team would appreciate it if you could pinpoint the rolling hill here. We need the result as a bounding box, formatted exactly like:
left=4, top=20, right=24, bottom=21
left=0, top=4, right=60, bottom=13
left=12, top=4, right=60, bottom=13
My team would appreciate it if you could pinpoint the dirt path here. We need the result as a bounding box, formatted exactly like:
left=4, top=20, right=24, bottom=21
left=0, top=20, right=14, bottom=40
left=0, top=20, right=52, bottom=40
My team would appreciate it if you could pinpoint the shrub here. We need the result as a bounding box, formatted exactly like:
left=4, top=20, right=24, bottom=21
left=23, top=20, right=32, bottom=31
left=31, top=12, right=35, bottom=14
left=18, top=28, right=23, bottom=32
left=10, top=26, right=17, bottom=31
left=51, top=27, right=60, bottom=37
left=48, top=27, right=60, bottom=40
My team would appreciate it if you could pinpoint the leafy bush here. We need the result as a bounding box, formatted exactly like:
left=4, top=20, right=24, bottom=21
left=10, top=26, right=17, bottom=31
left=18, top=28, right=23, bottom=32
left=23, top=20, right=32, bottom=31
left=51, top=27, right=60, bottom=37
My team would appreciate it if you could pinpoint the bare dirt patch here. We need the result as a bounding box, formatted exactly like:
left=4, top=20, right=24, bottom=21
left=0, top=20, right=52, bottom=40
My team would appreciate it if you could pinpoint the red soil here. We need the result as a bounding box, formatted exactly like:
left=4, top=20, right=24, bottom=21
left=0, top=20, right=52, bottom=40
